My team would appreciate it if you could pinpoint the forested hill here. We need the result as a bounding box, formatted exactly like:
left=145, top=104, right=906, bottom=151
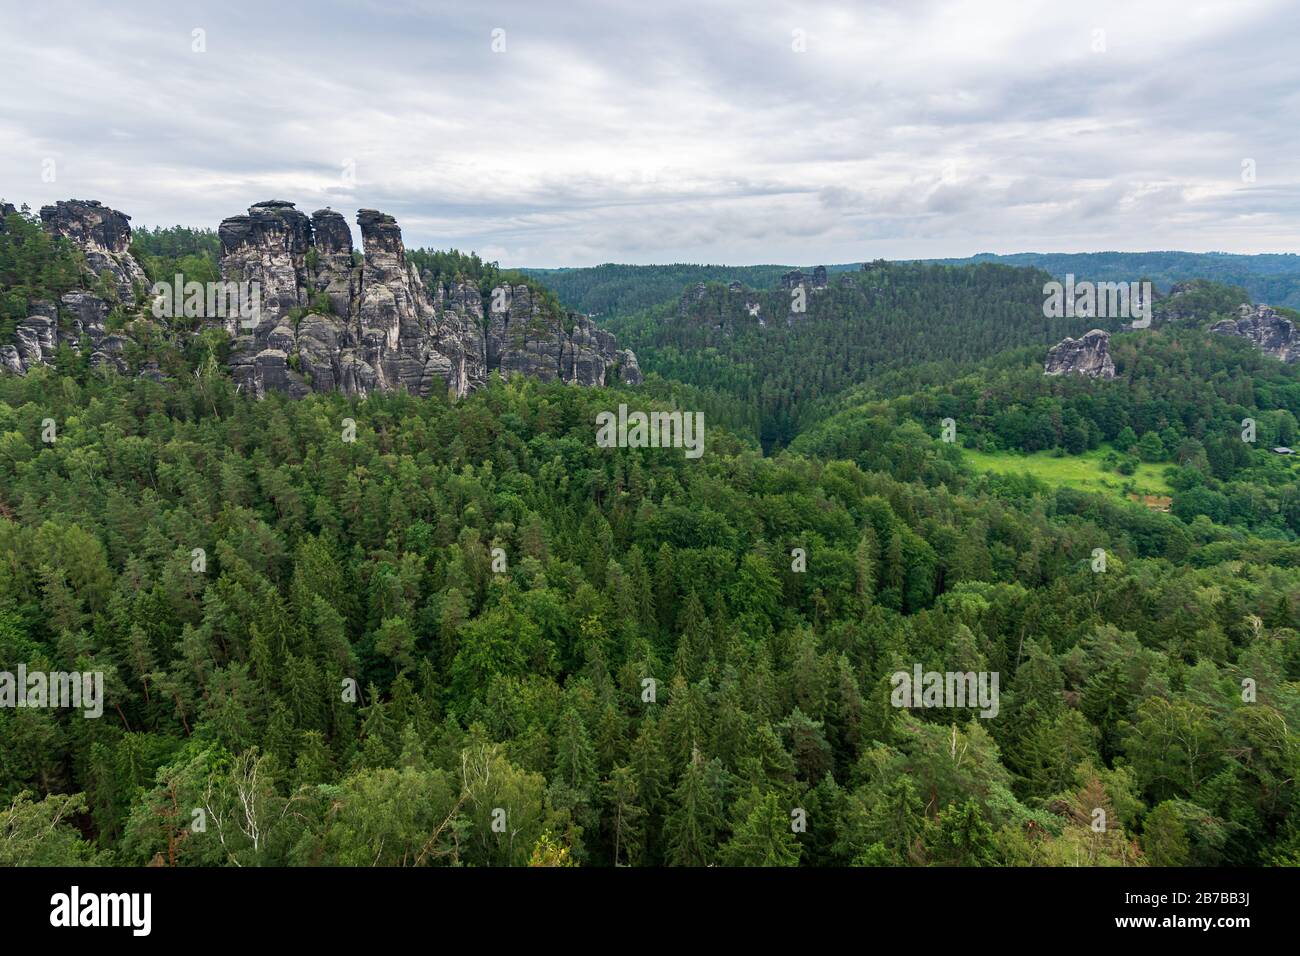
left=910, top=251, right=1300, bottom=310
left=522, top=263, right=860, bottom=320
left=4, top=210, right=1300, bottom=869
left=793, top=325, right=1300, bottom=535
left=522, top=252, right=1300, bottom=320
left=3, top=342, right=1298, bottom=867
left=604, top=261, right=1120, bottom=451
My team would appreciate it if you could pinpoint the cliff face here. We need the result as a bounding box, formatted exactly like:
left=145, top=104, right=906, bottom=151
left=40, top=200, right=149, bottom=304
left=1044, top=328, right=1116, bottom=378
left=218, top=201, right=640, bottom=399
left=780, top=266, right=828, bottom=291
left=4, top=198, right=641, bottom=397
left=1210, top=304, right=1299, bottom=363
left=2, top=201, right=141, bottom=377
left=0, top=292, right=129, bottom=377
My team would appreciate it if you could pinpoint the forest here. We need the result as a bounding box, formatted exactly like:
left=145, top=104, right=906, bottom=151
left=1, top=207, right=1298, bottom=867
left=525, top=252, right=1300, bottom=320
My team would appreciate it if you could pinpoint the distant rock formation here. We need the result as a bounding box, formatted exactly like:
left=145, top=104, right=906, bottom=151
left=4, top=198, right=641, bottom=397
left=680, top=282, right=709, bottom=313
left=1044, top=329, right=1116, bottom=378
left=1156, top=281, right=1201, bottom=324
left=40, top=200, right=148, bottom=304
left=780, top=266, right=828, bottom=291
left=1210, top=303, right=1299, bottom=363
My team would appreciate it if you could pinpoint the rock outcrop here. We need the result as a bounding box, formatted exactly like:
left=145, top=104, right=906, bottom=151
left=780, top=266, right=829, bottom=291
left=1044, top=329, right=1116, bottom=378
left=310, top=209, right=358, bottom=319
left=13, top=302, right=57, bottom=370
left=0, top=201, right=137, bottom=377
left=40, top=200, right=148, bottom=304
left=0, top=346, right=22, bottom=375
left=1, top=291, right=124, bottom=376
left=218, top=200, right=313, bottom=336
left=1210, top=304, right=1299, bottom=363
left=4, top=197, right=641, bottom=396
left=213, top=200, right=640, bottom=398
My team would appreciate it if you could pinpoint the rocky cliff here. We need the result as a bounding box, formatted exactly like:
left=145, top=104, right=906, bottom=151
left=780, top=266, right=828, bottom=291
left=1044, top=328, right=1116, bottom=378
left=1210, top=303, right=1299, bottom=363
left=0, top=291, right=130, bottom=378
left=2, top=200, right=140, bottom=378
left=3, top=198, right=642, bottom=397
left=40, top=199, right=149, bottom=304
left=219, top=201, right=640, bottom=398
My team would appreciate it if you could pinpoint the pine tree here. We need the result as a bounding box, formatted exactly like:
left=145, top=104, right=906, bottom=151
left=663, top=749, right=725, bottom=866
left=720, top=789, right=801, bottom=867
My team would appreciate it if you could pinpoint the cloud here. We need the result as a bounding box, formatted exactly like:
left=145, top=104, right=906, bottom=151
left=0, top=0, right=1296, bottom=265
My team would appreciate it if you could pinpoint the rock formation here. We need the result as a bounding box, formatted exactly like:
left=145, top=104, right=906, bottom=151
left=780, top=266, right=828, bottom=291
left=1044, top=329, right=1116, bottom=379
left=1, top=291, right=127, bottom=376
left=40, top=200, right=148, bottom=304
left=1210, top=303, right=1299, bottom=363
left=0, top=202, right=142, bottom=377
left=214, top=201, right=640, bottom=399
left=3, top=198, right=642, bottom=396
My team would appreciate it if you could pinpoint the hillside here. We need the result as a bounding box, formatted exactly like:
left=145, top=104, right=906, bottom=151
left=522, top=252, right=1300, bottom=321
left=521, top=262, right=860, bottom=320
left=605, top=261, right=1121, bottom=450
left=912, top=251, right=1300, bottom=310
left=3, top=202, right=1300, bottom=871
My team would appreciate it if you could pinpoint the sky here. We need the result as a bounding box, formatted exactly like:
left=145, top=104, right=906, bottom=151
left=1, top=0, right=1297, bottom=267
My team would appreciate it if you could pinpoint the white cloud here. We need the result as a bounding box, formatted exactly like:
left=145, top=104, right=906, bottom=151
left=0, top=0, right=1296, bottom=265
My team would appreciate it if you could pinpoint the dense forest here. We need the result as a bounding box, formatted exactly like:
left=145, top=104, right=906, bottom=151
left=524, top=262, right=859, bottom=320
left=523, top=253, right=1300, bottom=320
left=2, top=209, right=1298, bottom=867
left=605, top=262, right=1123, bottom=450
left=915, top=252, right=1300, bottom=311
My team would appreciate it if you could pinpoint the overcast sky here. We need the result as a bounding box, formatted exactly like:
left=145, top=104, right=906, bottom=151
left=1, top=0, right=1296, bottom=267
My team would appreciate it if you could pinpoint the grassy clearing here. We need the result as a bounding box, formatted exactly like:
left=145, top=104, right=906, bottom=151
left=961, top=444, right=1174, bottom=500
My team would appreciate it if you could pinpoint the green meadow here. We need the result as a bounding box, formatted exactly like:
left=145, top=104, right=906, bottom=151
left=960, top=444, right=1174, bottom=500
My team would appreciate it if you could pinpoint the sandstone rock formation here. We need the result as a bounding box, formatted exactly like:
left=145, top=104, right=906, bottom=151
left=1, top=202, right=129, bottom=376
left=1, top=291, right=125, bottom=376
left=40, top=200, right=148, bottom=304
left=215, top=200, right=641, bottom=398
left=1044, top=328, right=1116, bottom=379
left=780, top=266, right=829, bottom=291
left=4, top=198, right=642, bottom=396
left=1210, top=303, right=1299, bottom=363
left=0, top=346, right=22, bottom=375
